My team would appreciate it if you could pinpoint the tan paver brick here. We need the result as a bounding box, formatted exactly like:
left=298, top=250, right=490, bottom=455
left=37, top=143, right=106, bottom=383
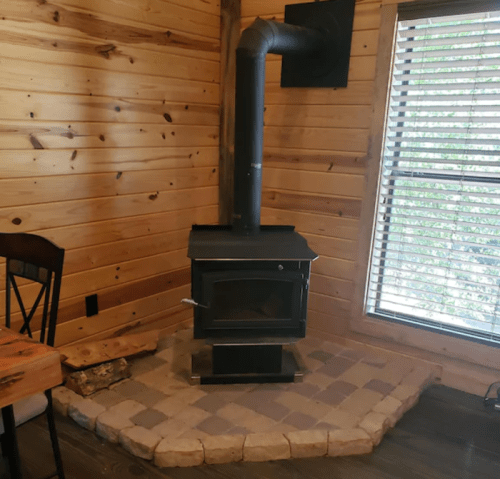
left=340, top=363, right=387, bottom=388
left=96, top=411, right=134, bottom=443
left=359, top=412, right=390, bottom=445
left=152, top=419, right=192, bottom=439
left=286, top=430, right=328, bottom=458
left=376, top=358, right=415, bottom=386
left=68, top=399, right=106, bottom=431
left=320, top=341, right=344, bottom=355
left=390, top=385, right=420, bottom=410
left=153, top=395, right=193, bottom=418
left=244, top=433, right=290, bottom=462
left=52, top=387, right=82, bottom=416
left=303, top=372, right=336, bottom=389
left=203, top=434, right=245, bottom=464
left=266, top=423, right=298, bottom=434
left=277, top=392, right=329, bottom=419
left=178, top=429, right=211, bottom=441
left=400, top=366, right=435, bottom=389
left=155, top=438, right=204, bottom=467
left=107, top=400, right=146, bottom=420
left=302, top=355, right=325, bottom=372
left=328, top=428, right=373, bottom=457
left=372, top=396, right=405, bottom=427
left=321, top=408, right=360, bottom=429
left=217, top=403, right=277, bottom=433
left=339, top=389, right=384, bottom=417
left=119, top=426, right=161, bottom=460
left=173, top=406, right=212, bottom=428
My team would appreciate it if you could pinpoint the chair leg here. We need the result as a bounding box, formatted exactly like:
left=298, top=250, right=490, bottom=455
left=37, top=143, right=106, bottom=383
left=44, top=391, right=65, bottom=479
left=1, top=405, right=23, bottom=479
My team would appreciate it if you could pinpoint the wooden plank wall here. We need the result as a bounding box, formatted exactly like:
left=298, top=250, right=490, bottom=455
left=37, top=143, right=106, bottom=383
left=240, top=0, right=382, bottom=337
left=0, top=0, right=221, bottom=347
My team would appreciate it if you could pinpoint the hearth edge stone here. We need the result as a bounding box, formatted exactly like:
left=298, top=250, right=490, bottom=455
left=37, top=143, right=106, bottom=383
left=67, top=399, right=106, bottom=431
left=154, top=438, right=204, bottom=467
left=328, top=428, right=373, bottom=456
left=285, top=429, right=328, bottom=458
left=358, top=412, right=391, bottom=446
left=119, top=426, right=161, bottom=461
left=52, top=386, right=82, bottom=416
left=202, top=434, right=245, bottom=464
left=243, top=432, right=291, bottom=462
left=372, top=396, right=405, bottom=428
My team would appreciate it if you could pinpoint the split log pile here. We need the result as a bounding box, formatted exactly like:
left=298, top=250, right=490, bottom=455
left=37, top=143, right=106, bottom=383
left=59, top=330, right=160, bottom=396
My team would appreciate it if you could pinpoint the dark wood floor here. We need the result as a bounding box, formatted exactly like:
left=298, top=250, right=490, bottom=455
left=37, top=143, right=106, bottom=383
left=6, top=384, right=500, bottom=479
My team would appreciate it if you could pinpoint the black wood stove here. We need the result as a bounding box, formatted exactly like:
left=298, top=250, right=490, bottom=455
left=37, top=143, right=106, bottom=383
left=187, top=224, right=317, bottom=383
left=183, top=1, right=355, bottom=384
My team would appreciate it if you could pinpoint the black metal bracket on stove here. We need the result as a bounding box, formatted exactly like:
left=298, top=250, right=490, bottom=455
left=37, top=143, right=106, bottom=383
left=281, top=0, right=356, bottom=88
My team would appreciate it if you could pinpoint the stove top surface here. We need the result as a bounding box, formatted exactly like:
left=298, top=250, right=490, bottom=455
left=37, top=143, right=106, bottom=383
left=188, top=225, right=318, bottom=261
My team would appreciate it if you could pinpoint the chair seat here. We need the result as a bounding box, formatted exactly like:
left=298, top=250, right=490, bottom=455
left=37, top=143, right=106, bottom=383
left=0, top=393, right=48, bottom=435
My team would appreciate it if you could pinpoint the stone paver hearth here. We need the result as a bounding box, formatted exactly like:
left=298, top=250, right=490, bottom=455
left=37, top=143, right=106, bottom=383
left=53, top=328, right=439, bottom=467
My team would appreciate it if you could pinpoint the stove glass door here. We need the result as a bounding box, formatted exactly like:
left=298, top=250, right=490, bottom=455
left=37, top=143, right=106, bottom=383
left=200, top=270, right=304, bottom=335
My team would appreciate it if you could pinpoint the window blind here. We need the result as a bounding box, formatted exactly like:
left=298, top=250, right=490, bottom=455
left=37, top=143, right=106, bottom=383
left=367, top=7, right=500, bottom=344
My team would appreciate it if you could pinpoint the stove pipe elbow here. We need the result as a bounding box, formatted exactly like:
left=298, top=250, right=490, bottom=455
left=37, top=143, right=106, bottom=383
left=232, top=18, right=325, bottom=234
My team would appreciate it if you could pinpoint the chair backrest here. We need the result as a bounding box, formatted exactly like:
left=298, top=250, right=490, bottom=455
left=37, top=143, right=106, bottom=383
left=0, top=233, right=65, bottom=347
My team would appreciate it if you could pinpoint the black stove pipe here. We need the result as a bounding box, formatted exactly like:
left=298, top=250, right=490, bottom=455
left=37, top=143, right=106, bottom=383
left=232, top=18, right=326, bottom=234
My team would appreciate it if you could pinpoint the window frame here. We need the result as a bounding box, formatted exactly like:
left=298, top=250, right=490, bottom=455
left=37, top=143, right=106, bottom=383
left=352, top=0, right=500, bottom=370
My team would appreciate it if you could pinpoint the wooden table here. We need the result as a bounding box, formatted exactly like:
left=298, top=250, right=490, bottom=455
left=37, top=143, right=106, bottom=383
left=0, top=327, right=62, bottom=409
left=0, top=327, right=62, bottom=478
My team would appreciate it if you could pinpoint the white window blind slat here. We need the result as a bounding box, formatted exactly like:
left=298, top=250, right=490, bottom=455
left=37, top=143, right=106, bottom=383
left=379, top=207, right=500, bottom=223
left=398, top=20, right=500, bottom=38
left=398, top=33, right=500, bottom=49
left=389, top=116, right=500, bottom=125
left=389, top=126, right=500, bottom=135
left=389, top=93, right=500, bottom=103
left=392, top=82, right=500, bottom=92
left=397, top=45, right=500, bottom=61
left=400, top=10, right=499, bottom=27
left=391, top=104, right=500, bottom=113
left=367, top=6, right=500, bottom=343
left=380, top=189, right=500, bottom=205
left=386, top=167, right=500, bottom=177
left=395, top=70, right=500, bottom=82
left=387, top=146, right=500, bottom=156
left=378, top=211, right=500, bottom=231
left=375, top=223, right=500, bottom=242
left=394, top=57, right=500, bottom=71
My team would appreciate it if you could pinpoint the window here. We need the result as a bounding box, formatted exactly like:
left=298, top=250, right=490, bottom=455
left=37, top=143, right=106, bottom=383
left=366, top=1, right=500, bottom=345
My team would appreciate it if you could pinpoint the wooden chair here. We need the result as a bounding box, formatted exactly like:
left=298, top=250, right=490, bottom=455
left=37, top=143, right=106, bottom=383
left=0, top=233, right=65, bottom=479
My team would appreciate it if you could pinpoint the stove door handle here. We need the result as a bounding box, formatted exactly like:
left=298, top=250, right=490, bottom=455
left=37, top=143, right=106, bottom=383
left=181, top=298, right=210, bottom=309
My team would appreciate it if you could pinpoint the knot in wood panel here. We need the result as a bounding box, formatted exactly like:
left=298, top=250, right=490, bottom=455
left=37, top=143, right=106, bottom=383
left=95, top=44, right=116, bottom=59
